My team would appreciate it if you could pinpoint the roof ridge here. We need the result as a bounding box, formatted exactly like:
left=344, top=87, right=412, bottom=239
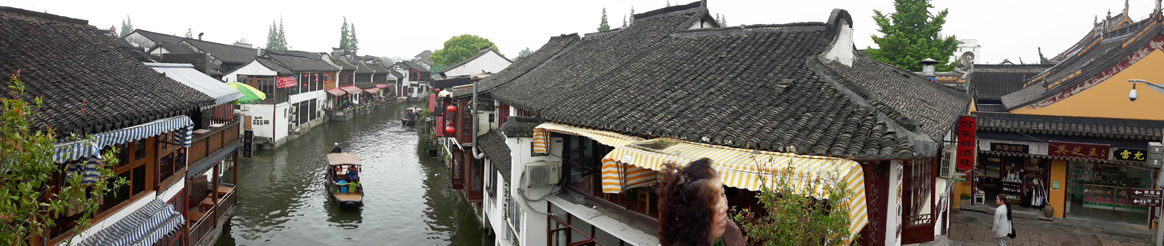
left=0, top=6, right=87, bottom=25
left=632, top=1, right=706, bottom=21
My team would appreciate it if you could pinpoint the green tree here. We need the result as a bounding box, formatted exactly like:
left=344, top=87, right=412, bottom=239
left=431, top=34, right=501, bottom=66
left=716, top=13, right=727, bottom=27
left=119, top=15, right=133, bottom=38
left=867, top=0, right=958, bottom=72
left=265, top=19, right=288, bottom=51
left=622, top=15, right=627, bottom=28
left=185, top=28, right=192, bottom=38
left=0, top=71, right=126, bottom=245
left=339, top=17, right=350, bottom=53
left=629, top=7, right=635, bottom=26
left=732, top=160, right=853, bottom=245
left=597, top=7, right=610, bottom=32
left=349, top=24, right=359, bottom=54
left=515, top=47, right=532, bottom=60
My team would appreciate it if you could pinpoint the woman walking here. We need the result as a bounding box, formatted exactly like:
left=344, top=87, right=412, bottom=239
left=993, top=194, right=1013, bottom=246
left=657, top=158, right=745, bottom=246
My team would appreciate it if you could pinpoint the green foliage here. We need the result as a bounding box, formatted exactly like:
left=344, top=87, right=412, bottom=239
left=380, top=56, right=394, bottom=64
left=867, top=0, right=959, bottom=72
left=598, top=7, right=610, bottom=32
left=265, top=19, right=288, bottom=51
left=732, top=160, right=853, bottom=246
left=431, top=34, right=501, bottom=66
left=349, top=24, right=359, bottom=54
left=0, top=71, right=126, bottom=245
left=629, top=7, right=635, bottom=26
left=339, top=17, right=350, bottom=53
left=622, top=15, right=627, bottom=28
left=119, top=15, right=133, bottom=38
left=716, top=13, right=727, bottom=27
left=515, top=47, right=532, bottom=61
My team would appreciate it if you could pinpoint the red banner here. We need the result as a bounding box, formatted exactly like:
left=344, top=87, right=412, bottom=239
left=1049, top=141, right=1110, bottom=159
left=435, top=116, right=444, bottom=137
left=429, top=94, right=437, bottom=112
left=955, top=116, right=976, bottom=171
left=276, top=76, right=297, bottom=88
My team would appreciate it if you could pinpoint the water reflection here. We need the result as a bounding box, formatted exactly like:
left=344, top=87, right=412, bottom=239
left=216, top=103, right=485, bottom=246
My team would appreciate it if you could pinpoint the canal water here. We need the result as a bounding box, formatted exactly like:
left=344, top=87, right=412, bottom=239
left=215, top=103, right=487, bottom=246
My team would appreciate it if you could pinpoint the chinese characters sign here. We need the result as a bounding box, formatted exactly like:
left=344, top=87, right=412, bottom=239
left=276, top=76, right=297, bottom=88
left=1049, top=141, right=1109, bottom=159
left=955, top=116, right=976, bottom=170
left=1113, top=148, right=1148, bottom=162
left=435, top=116, right=444, bottom=137
left=429, top=94, right=437, bottom=112
left=990, top=143, right=1029, bottom=153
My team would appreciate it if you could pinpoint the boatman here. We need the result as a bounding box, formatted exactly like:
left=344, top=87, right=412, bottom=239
left=330, top=143, right=342, bottom=153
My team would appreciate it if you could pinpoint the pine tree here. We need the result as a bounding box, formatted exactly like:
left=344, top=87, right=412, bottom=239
left=339, top=17, right=350, bottom=53
left=868, top=0, right=959, bottom=71
left=629, top=7, right=635, bottom=26
left=597, top=7, right=610, bottom=32
left=119, top=15, right=133, bottom=38
left=277, top=18, right=288, bottom=51
left=349, top=23, right=359, bottom=54
left=185, top=28, right=193, bottom=38
left=266, top=20, right=277, bottom=50
left=622, top=15, right=627, bottom=28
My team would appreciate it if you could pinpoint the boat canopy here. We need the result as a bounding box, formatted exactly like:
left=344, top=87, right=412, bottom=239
left=327, top=153, right=362, bottom=166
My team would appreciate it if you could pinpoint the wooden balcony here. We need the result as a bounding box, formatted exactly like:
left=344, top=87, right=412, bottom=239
left=188, top=184, right=237, bottom=246
left=188, top=121, right=240, bottom=165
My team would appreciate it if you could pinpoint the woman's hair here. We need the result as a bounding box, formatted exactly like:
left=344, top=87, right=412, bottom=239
left=996, top=194, right=1012, bottom=221
left=657, top=158, right=720, bottom=246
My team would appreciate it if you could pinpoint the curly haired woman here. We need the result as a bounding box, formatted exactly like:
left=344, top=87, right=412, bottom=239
left=657, top=158, right=745, bottom=246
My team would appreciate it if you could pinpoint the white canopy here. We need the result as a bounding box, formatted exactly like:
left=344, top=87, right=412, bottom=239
left=146, top=63, right=244, bottom=110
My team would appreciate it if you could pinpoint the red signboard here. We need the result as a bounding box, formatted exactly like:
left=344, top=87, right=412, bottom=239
left=276, top=76, right=297, bottom=88
left=1049, top=141, right=1110, bottom=159
left=955, top=116, right=976, bottom=171
left=429, top=94, right=437, bottom=112
left=435, top=116, right=444, bottom=137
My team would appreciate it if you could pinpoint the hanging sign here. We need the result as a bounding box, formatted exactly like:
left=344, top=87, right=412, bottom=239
left=429, top=94, right=437, bottom=112
left=1130, top=188, right=1164, bottom=199
left=435, top=116, right=445, bottom=137
left=1113, top=148, right=1149, bottom=161
left=242, top=130, right=253, bottom=158
left=1049, top=141, right=1109, bottom=159
left=276, top=76, right=297, bottom=88
left=990, top=143, right=1029, bottom=153
left=955, top=116, right=976, bottom=171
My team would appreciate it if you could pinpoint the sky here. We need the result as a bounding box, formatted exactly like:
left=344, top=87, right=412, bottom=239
left=5, top=0, right=1159, bottom=64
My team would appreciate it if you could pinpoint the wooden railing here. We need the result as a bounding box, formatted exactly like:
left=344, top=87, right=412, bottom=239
left=188, top=186, right=236, bottom=245
left=189, top=121, right=240, bottom=165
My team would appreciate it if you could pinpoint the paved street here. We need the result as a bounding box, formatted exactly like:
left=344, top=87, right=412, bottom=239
left=947, top=210, right=1152, bottom=246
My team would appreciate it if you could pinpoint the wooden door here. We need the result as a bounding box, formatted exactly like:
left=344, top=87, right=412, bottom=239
left=244, top=116, right=253, bottom=130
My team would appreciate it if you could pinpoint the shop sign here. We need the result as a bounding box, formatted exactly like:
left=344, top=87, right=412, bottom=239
left=435, top=116, right=444, bottom=137
left=276, top=76, right=297, bottom=88
left=1048, top=141, right=1109, bottom=159
left=243, top=130, right=253, bottom=158
left=429, top=94, right=437, bottom=112
left=1130, top=188, right=1164, bottom=199
left=1132, top=198, right=1163, bottom=207
left=1113, top=148, right=1148, bottom=162
left=990, top=143, right=1029, bottom=153
left=955, top=116, right=976, bottom=170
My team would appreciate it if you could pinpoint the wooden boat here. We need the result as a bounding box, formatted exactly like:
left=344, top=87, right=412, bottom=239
left=401, top=107, right=421, bottom=127
left=325, top=153, right=363, bottom=207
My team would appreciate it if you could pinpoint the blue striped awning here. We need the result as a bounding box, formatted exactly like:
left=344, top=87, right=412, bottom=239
left=53, top=115, right=193, bottom=162
left=77, top=198, right=185, bottom=246
left=63, top=157, right=102, bottom=185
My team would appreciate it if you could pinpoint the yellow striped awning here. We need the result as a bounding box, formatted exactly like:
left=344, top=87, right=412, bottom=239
left=531, top=122, right=645, bottom=154
left=599, top=138, right=868, bottom=244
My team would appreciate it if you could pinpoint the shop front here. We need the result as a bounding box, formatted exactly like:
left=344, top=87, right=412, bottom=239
left=974, top=137, right=1158, bottom=225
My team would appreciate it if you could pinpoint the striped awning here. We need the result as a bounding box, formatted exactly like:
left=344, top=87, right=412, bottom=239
left=77, top=199, right=185, bottom=246
left=531, top=122, right=644, bottom=154
left=364, top=88, right=382, bottom=94
left=326, top=88, right=347, bottom=96
left=53, top=115, right=193, bottom=162
left=339, top=85, right=362, bottom=94
left=600, top=138, right=868, bottom=244
left=64, top=157, right=102, bottom=185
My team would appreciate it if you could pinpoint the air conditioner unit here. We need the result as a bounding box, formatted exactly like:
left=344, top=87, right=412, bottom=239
left=525, top=161, right=560, bottom=186
left=939, top=151, right=957, bottom=178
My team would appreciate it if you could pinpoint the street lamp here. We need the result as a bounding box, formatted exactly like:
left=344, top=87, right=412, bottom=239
left=1128, top=79, right=1164, bottom=102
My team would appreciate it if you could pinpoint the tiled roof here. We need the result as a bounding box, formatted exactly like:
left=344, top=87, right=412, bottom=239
left=331, top=55, right=358, bottom=70
left=976, top=112, right=1164, bottom=141
left=353, top=58, right=375, bottom=74
left=402, top=61, right=429, bottom=72
left=265, top=51, right=338, bottom=72
left=462, top=34, right=579, bottom=98
left=970, top=64, right=1051, bottom=101
left=182, top=38, right=257, bottom=64
left=255, top=57, right=293, bottom=75
left=479, top=5, right=969, bottom=159
left=130, top=29, right=184, bottom=44
left=415, top=50, right=433, bottom=65
left=1002, top=15, right=1162, bottom=109
left=478, top=130, right=512, bottom=181
left=0, top=7, right=212, bottom=135
left=500, top=116, right=542, bottom=138
left=390, top=70, right=404, bottom=79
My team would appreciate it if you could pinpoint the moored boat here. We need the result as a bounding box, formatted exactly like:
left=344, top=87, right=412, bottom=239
left=325, top=153, right=363, bottom=207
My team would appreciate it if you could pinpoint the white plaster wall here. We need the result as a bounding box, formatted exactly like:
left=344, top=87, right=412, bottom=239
left=822, top=20, right=855, bottom=67
left=508, top=135, right=563, bottom=246
left=443, top=52, right=512, bottom=78
left=887, top=160, right=903, bottom=246
left=123, top=32, right=154, bottom=50
left=224, top=60, right=278, bottom=82
left=273, top=103, right=289, bottom=141
left=484, top=160, right=508, bottom=243
left=158, top=177, right=185, bottom=202
left=242, top=104, right=276, bottom=140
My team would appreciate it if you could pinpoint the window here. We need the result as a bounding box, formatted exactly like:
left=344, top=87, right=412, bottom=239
left=134, top=139, right=147, bottom=161
left=904, top=160, right=933, bottom=226
left=309, top=99, right=318, bottom=122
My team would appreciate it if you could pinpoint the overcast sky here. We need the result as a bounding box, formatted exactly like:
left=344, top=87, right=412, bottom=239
left=7, top=0, right=1158, bottom=64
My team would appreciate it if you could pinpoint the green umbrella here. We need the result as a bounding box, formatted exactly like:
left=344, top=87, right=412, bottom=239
left=226, top=82, right=267, bottom=104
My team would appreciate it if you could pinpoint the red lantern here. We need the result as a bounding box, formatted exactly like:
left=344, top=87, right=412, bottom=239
left=446, top=105, right=457, bottom=113
left=445, top=126, right=456, bottom=135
